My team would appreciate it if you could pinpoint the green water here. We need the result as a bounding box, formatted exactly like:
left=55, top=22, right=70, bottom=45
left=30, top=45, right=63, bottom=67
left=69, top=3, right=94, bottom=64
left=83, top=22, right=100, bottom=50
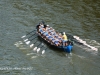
left=0, top=0, right=100, bottom=75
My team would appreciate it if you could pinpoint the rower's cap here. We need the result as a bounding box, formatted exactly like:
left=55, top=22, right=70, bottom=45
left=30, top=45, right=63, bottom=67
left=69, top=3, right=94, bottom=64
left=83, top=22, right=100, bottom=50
left=41, top=25, right=44, bottom=27
left=63, top=32, right=65, bottom=35
left=47, top=25, right=49, bottom=26
left=59, top=33, right=61, bottom=35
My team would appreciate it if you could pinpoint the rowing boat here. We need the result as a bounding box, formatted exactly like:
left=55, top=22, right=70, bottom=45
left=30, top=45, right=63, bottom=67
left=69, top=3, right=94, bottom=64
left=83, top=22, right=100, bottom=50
left=36, top=23, right=73, bottom=53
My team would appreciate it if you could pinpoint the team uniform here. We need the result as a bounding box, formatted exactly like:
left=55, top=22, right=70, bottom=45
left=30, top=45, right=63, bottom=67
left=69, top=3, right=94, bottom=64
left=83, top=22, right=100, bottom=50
left=38, top=25, right=65, bottom=46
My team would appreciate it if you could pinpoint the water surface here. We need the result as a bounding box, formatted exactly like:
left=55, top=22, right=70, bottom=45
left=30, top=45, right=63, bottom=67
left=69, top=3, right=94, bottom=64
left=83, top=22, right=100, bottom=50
left=0, top=0, right=100, bottom=75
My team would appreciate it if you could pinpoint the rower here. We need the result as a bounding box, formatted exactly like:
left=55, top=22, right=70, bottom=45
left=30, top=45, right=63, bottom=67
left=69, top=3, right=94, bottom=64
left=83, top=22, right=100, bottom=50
left=46, top=33, right=52, bottom=42
left=62, top=32, right=68, bottom=46
left=54, top=38, right=60, bottom=46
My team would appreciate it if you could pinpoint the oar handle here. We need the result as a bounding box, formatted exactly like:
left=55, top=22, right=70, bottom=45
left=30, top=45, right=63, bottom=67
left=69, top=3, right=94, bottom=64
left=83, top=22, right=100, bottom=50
left=33, top=40, right=38, bottom=44
left=37, top=43, right=42, bottom=47
left=44, top=47, right=48, bottom=50
left=30, top=35, right=37, bottom=41
left=28, top=32, right=36, bottom=39
left=38, top=44, right=44, bottom=48
left=26, top=30, right=36, bottom=35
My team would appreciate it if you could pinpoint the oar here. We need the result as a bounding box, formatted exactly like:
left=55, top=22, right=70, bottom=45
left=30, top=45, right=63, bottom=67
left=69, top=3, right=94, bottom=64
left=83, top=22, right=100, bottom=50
left=42, top=21, right=45, bottom=25
left=67, top=33, right=87, bottom=45
left=73, top=36, right=98, bottom=51
left=23, top=32, right=36, bottom=42
left=25, top=35, right=37, bottom=45
left=34, top=35, right=45, bottom=53
left=39, top=21, right=45, bottom=25
left=30, top=40, right=38, bottom=48
left=36, top=43, right=44, bottom=53
left=66, top=33, right=98, bottom=51
left=33, top=42, right=43, bottom=51
left=41, top=47, right=47, bottom=54
left=41, top=44, right=52, bottom=54
left=21, top=30, right=36, bottom=38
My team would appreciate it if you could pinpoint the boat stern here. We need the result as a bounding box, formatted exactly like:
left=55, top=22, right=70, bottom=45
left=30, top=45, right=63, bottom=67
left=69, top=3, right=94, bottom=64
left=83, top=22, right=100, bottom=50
left=63, top=45, right=73, bottom=53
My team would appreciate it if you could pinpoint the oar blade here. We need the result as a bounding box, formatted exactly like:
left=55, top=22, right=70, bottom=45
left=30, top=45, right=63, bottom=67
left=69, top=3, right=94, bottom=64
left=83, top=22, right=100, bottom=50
left=24, top=39, right=28, bottom=42
left=42, top=50, right=45, bottom=54
left=73, top=36, right=98, bottom=51
left=30, top=44, right=34, bottom=48
left=26, top=41, right=30, bottom=45
left=33, top=47, right=37, bottom=51
left=37, top=48, right=40, bottom=53
left=21, top=35, right=26, bottom=38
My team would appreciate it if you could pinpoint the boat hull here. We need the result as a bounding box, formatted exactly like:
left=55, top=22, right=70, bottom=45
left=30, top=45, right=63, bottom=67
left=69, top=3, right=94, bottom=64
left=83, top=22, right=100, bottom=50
left=37, top=33, right=73, bottom=53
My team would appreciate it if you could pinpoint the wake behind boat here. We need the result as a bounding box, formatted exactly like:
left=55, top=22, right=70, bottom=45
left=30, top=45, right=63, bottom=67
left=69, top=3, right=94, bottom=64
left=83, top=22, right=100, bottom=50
left=36, top=22, right=73, bottom=53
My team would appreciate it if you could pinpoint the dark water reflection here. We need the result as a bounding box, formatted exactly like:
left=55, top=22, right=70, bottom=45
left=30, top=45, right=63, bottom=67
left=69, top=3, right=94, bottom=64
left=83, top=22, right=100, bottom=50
left=0, top=0, right=100, bottom=75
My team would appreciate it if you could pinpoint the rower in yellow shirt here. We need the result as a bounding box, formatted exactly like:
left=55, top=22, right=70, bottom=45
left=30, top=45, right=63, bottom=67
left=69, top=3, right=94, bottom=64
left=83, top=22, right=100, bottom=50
left=62, top=32, right=68, bottom=46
